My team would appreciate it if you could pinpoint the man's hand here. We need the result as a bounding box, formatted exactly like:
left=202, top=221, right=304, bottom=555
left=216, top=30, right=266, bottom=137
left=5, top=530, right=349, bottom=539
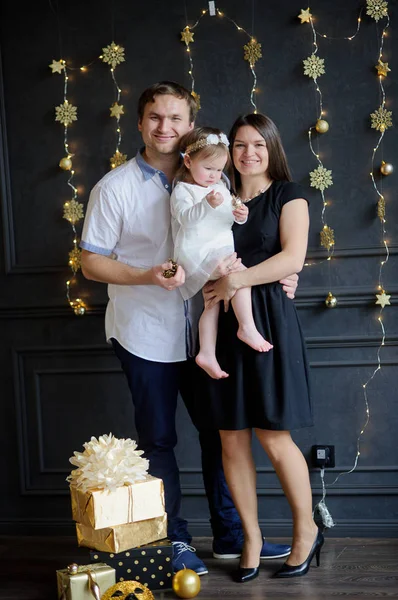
left=280, top=273, right=299, bottom=299
left=151, top=261, right=186, bottom=291
left=209, top=252, right=242, bottom=280
left=232, top=204, right=248, bottom=223
left=206, top=191, right=224, bottom=208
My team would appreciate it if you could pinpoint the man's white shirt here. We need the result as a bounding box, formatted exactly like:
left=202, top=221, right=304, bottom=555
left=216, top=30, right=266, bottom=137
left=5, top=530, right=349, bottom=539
left=80, top=153, right=187, bottom=362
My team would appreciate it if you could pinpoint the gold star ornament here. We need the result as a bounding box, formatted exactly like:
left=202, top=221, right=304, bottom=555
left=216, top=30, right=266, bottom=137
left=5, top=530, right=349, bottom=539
left=375, top=59, right=391, bottom=77
left=49, top=59, right=65, bottom=74
left=298, top=8, right=312, bottom=24
left=181, top=27, right=194, bottom=45
left=191, top=91, right=201, bottom=110
left=375, top=291, right=391, bottom=308
left=110, top=102, right=124, bottom=118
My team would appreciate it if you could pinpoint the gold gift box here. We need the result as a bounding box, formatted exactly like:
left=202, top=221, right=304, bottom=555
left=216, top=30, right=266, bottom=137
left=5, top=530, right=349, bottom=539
left=76, top=513, right=168, bottom=553
left=70, top=475, right=165, bottom=530
left=56, top=563, right=115, bottom=600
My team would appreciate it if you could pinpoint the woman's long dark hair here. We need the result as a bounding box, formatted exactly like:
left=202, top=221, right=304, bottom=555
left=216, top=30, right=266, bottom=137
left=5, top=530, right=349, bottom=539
left=228, top=113, right=292, bottom=194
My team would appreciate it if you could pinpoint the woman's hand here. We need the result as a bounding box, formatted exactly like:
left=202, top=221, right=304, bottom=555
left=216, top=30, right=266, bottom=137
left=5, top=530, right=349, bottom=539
left=203, top=273, right=239, bottom=312
left=209, top=252, right=242, bottom=280
left=279, top=273, right=299, bottom=299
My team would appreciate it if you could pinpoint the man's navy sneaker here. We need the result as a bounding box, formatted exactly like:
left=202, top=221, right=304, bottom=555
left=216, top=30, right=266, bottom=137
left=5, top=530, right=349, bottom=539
left=213, top=537, right=291, bottom=560
left=172, top=541, right=209, bottom=575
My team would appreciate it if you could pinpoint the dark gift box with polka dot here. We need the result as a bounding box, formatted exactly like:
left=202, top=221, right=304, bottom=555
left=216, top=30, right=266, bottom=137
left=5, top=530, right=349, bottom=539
left=89, top=539, right=173, bottom=591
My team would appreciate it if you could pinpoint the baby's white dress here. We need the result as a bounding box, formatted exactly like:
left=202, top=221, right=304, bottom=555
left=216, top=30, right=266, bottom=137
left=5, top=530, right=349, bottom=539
left=170, top=180, right=242, bottom=301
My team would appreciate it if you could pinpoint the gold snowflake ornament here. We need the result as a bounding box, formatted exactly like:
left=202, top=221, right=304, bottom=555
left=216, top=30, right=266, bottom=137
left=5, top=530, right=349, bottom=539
left=370, top=106, right=393, bottom=132
left=375, top=59, right=391, bottom=77
left=69, top=247, right=82, bottom=272
left=310, top=166, right=333, bottom=191
left=191, top=91, right=201, bottom=110
left=303, top=54, right=325, bottom=79
left=320, top=225, right=335, bottom=249
left=298, top=8, right=312, bottom=24
left=366, top=0, right=388, bottom=22
left=244, top=39, right=262, bottom=67
left=110, top=150, right=128, bottom=169
left=55, top=101, right=77, bottom=127
left=110, top=102, right=124, bottom=118
left=63, top=200, right=84, bottom=224
left=377, top=196, right=385, bottom=221
left=101, top=42, right=125, bottom=69
left=181, top=27, right=194, bottom=45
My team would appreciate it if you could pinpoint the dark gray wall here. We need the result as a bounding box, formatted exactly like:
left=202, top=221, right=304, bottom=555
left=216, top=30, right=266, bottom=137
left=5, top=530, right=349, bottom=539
left=0, top=0, right=397, bottom=537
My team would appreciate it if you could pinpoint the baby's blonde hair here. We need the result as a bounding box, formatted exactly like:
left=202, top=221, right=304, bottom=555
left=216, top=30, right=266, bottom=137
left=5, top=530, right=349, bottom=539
left=175, top=127, right=231, bottom=183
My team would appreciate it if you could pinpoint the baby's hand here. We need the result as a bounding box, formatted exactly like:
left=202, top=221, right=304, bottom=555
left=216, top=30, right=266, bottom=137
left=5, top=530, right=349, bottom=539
left=233, top=203, right=249, bottom=223
left=206, top=191, right=224, bottom=208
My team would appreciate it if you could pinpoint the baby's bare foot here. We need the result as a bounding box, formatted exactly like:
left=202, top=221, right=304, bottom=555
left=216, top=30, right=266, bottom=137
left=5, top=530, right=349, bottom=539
left=237, top=325, right=273, bottom=352
left=196, top=352, right=229, bottom=379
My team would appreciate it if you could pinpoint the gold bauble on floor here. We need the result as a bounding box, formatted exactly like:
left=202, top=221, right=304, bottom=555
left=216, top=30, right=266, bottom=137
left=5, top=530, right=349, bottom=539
left=380, top=161, right=394, bottom=176
left=100, top=580, right=154, bottom=600
left=315, top=119, right=329, bottom=133
left=59, top=156, right=73, bottom=170
left=325, top=292, right=337, bottom=308
left=172, top=568, right=201, bottom=598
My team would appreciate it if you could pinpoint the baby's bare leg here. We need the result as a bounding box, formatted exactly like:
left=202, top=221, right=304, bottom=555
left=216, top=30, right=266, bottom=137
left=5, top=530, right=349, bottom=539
left=195, top=303, right=229, bottom=379
left=231, top=272, right=273, bottom=352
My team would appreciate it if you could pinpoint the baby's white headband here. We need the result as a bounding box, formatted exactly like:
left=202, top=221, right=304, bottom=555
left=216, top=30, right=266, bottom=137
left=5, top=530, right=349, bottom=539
left=185, top=132, right=230, bottom=156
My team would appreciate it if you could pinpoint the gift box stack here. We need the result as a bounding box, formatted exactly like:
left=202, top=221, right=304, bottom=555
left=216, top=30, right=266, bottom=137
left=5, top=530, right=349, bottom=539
left=58, top=433, right=173, bottom=597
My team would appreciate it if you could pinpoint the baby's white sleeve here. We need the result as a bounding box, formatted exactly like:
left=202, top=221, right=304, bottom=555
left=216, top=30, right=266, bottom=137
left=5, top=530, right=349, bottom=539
left=171, top=183, right=216, bottom=228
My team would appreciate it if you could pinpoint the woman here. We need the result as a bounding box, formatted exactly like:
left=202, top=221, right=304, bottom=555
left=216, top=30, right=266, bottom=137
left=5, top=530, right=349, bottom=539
left=201, top=113, right=323, bottom=582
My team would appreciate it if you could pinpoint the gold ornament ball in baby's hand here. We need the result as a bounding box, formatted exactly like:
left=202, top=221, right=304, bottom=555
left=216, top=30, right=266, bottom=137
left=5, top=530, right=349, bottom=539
left=172, top=568, right=201, bottom=598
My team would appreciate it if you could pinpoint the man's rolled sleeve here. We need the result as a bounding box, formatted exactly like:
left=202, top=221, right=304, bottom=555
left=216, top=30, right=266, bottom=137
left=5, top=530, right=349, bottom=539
left=80, top=183, right=122, bottom=256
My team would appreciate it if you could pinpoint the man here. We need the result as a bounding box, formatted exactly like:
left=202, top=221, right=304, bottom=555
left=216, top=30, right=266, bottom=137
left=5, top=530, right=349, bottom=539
left=80, top=81, right=294, bottom=575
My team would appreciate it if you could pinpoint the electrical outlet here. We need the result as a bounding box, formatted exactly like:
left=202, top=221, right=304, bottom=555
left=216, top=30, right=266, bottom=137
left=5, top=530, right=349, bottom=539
left=311, top=445, right=335, bottom=468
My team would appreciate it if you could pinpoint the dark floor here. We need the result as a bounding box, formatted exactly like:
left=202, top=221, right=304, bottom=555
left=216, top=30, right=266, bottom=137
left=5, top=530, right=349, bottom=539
left=1, top=536, right=398, bottom=599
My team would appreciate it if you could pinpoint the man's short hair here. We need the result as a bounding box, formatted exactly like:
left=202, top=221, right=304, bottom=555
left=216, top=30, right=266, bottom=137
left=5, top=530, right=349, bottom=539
left=137, top=81, right=198, bottom=123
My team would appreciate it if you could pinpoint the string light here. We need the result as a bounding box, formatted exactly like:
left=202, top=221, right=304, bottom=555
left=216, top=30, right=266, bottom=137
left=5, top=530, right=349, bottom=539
left=299, top=9, right=335, bottom=293
left=50, top=58, right=87, bottom=316
left=49, top=40, right=127, bottom=314
left=310, top=1, right=393, bottom=525
left=180, top=4, right=262, bottom=113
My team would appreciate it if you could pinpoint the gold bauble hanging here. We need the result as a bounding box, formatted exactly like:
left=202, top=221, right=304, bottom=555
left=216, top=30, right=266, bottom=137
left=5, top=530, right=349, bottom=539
left=325, top=292, right=337, bottom=308
left=172, top=568, right=201, bottom=599
left=315, top=119, right=329, bottom=134
left=380, top=161, right=394, bottom=176
left=59, top=156, right=73, bottom=170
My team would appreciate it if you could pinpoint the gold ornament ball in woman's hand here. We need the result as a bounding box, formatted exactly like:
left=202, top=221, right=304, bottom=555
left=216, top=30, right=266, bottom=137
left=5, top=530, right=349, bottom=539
left=380, top=161, right=394, bottom=176
left=59, top=156, right=73, bottom=170
left=325, top=292, right=337, bottom=308
left=315, top=119, right=329, bottom=134
left=172, top=568, right=201, bottom=598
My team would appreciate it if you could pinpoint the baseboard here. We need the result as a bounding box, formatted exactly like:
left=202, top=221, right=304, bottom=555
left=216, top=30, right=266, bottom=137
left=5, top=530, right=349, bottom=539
left=1, top=518, right=397, bottom=538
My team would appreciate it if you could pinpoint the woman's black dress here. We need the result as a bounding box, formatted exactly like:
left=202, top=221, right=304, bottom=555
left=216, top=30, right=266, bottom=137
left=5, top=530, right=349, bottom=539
left=201, top=180, right=313, bottom=431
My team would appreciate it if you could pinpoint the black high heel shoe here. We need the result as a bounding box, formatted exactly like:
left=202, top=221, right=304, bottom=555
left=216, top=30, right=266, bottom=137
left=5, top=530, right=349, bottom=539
left=272, top=528, right=324, bottom=578
left=232, top=565, right=260, bottom=583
